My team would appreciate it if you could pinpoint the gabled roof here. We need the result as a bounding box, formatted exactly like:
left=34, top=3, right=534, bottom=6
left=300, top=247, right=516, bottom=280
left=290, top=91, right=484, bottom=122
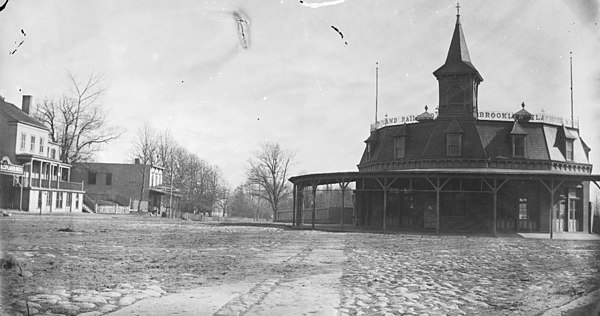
left=433, top=15, right=483, bottom=81
left=0, top=99, right=48, bottom=130
left=562, top=125, right=578, bottom=139
left=444, top=119, right=463, bottom=134
left=510, top=121, right=528, bottom=135
left=392, top=124, right=409, bottom=137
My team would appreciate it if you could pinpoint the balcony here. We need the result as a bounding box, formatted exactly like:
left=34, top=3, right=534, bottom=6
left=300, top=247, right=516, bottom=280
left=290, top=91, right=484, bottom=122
left=15, top=177, right=84, bottom=191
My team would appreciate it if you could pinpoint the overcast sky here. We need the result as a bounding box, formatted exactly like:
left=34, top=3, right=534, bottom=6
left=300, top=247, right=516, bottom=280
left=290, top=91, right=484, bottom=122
left=1, top=0, right=599, bottom=188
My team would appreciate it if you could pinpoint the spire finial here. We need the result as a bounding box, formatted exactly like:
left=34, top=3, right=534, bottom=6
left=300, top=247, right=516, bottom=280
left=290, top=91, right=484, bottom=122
left=456, top=2, right=460, bottom=16
left=425, top=105, right=429, bottom=112
left=521, top=102, right=525, bottom=109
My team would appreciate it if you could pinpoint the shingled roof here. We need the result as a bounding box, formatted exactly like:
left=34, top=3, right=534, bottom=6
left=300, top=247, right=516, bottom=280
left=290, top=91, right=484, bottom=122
left=0, top=99, right=48, bottom=130
left=433, top=14, right=483, bottom=81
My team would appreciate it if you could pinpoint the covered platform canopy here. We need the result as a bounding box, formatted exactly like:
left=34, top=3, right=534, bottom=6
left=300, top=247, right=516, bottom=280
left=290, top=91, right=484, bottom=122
left=288, top=169, right=600, bottom=238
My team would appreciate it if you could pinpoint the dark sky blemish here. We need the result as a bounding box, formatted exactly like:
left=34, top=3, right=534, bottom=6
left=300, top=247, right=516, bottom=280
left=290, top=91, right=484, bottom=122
left=0, top=0, right=8, bottom=12
left=331, top=25, right=348, bottom=45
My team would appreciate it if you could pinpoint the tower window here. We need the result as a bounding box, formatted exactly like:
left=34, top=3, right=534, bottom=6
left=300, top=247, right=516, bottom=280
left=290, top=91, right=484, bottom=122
left=446, top=134, right=462, bottom=156
left=513, top=135, right=526, bottom=157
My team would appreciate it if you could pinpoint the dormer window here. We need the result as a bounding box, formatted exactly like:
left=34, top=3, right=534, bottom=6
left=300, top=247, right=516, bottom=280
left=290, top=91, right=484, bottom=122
left=446, top=134, right=462, bottom=156
left=513, top=135, right=525, bottom=157
left=566, top=139, right=574, bottom=161
left=444, top=119, right=463, bottom=157
left=510, top=121, right=528, bottom=158
left=364, top=131, right=379, bottom=162
left=394, top=137, right=406, bottom=159
left=392, top=124, right=409, bottom=159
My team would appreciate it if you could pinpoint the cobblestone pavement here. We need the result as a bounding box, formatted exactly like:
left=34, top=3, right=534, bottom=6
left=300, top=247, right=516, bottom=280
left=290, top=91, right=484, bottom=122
left=340, top=233, right=600, bottom=316
left=2, top=214, right=599, bottom=315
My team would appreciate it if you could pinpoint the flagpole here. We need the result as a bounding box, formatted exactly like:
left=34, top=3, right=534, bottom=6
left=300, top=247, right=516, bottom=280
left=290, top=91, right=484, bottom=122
left=570, top=51, right=574, bottom=128
left=375, top=62, right=379, bottom=124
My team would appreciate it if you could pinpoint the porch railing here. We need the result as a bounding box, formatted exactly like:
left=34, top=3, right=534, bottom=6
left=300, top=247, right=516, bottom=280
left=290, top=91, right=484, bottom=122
left=15, top=177, right=84, bottom=191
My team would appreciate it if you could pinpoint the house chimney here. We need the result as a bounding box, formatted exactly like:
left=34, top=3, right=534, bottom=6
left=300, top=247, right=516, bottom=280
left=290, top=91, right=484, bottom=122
left=134, top=158, right=140, bottom=164
left=22, top=95, right=33, bottom=115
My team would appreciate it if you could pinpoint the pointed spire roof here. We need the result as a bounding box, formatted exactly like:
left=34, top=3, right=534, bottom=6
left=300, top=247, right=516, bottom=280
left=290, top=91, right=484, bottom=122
left=510, top=121, right=528, bottom=135
left=433, top=10, right=483, bottom=81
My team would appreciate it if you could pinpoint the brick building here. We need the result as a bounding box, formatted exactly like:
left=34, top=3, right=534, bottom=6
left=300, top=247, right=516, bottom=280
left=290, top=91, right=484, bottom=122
left=70, top=161, right=179, bottom=215
left=0, top=96, right=85, bottom=213
left=287, top=10, right=600, bottom=237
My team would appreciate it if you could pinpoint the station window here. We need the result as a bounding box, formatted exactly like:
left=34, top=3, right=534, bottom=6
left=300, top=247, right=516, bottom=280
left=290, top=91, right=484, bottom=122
left=518, top=198, right=527, bottom=219
left=46, top=192, right=51, bottom=206
left=513, top=135, right=525, bottom=157
left=106, top=173, right=112, bottom=186
left=446, top=134, right=462, bottom=156
left=40, top=137, right=45, bottom=154
left=394, top=137, right=406, bottom=159
left=66, top=193, right=72, bottom=207
left=566, top=140, right=574, bottom=161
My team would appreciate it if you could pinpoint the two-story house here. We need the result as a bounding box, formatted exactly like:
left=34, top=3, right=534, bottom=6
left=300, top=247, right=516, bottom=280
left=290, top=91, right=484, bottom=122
left=0, top=95, right=85, bottom=212
left=70, top=160, right=179, bottom=215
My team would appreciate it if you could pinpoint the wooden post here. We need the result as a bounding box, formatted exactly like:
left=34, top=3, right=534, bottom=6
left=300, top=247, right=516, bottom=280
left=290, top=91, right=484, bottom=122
left=435, top=181, right=440, bottom=235
left=550, top=181, right=555, bottom=239
left=383, top=188, right=388, bottom=234
left=375, top=177, right=398, bottom=234
left=492, top=181, right=498, bottom=237
left=312, top=184, right=317, bottom=230
left=338, top=179, right=351, bottom=231
left=425, top=177, right=452, bottom=235
left=539, top=179, right=564, bottom=239
left=341, top=187, right=345, bottom=231
left=483, top=178, right=508, bottom=237
left=292, top=184, right=296, bottom=227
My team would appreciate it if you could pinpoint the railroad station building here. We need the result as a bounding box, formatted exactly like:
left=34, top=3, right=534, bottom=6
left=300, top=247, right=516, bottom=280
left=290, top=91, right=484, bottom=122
left=287, top=11, right=600, bottom=237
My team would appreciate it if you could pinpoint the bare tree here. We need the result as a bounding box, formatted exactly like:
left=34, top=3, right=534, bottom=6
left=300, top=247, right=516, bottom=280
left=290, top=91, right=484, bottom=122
left=246, top=142, right=294, bottom=221
left=36, top=72, right=122, bottom=163
left=130, top=122, right=158, bottom=211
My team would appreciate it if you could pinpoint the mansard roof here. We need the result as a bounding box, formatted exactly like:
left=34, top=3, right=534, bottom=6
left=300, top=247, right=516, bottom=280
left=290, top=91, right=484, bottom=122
left=358, top=119, right=591, bottom=167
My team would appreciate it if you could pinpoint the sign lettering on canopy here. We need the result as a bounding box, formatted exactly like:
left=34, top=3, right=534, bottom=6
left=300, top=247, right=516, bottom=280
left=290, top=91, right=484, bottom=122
left=370, top=110, right=578, bottom=131
left=0, top=156, right=24, bottom=175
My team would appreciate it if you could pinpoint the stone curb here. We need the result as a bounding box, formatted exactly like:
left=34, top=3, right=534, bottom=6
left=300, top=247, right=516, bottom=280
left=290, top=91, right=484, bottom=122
left=540, top=288, right=600, bottom=316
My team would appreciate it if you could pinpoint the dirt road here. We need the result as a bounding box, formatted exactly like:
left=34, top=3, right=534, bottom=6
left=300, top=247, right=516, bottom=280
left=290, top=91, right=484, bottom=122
left=108, top=231, right=346, bottom=315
